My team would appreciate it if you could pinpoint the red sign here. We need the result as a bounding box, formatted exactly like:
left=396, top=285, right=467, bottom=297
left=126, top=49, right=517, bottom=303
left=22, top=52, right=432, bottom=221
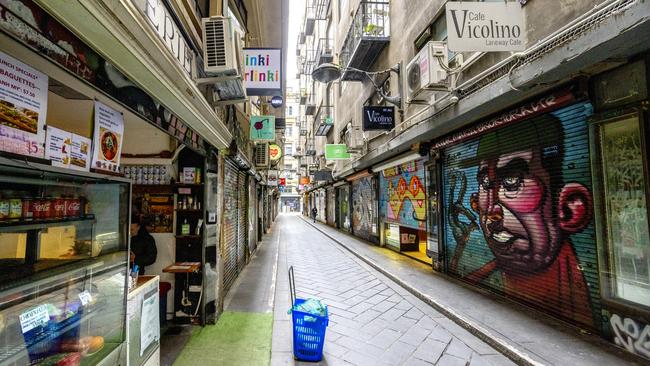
left=432, top=90, right=577, bottom=150
left=279, top=178, right=286, bottom=186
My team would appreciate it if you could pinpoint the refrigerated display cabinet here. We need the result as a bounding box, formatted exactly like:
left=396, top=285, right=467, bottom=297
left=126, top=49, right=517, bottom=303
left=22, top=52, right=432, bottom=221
left=0, top=157, right=130, bottom=366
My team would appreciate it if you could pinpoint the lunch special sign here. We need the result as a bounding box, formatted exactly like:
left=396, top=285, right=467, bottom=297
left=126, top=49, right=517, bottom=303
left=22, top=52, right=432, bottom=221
left=92, top=101, right=124, bottom=173
left=0, top=50, right=48, bottom=158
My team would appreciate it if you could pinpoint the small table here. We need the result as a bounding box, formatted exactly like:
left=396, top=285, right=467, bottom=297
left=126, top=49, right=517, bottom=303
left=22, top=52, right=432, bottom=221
left=162, top=263, right=201, bottom=321
left=162, top=262, right=201, bottom=273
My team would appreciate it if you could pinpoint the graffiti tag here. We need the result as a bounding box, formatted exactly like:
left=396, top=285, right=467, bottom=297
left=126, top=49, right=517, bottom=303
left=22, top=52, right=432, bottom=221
left=610, top=314, right=650, bottom=358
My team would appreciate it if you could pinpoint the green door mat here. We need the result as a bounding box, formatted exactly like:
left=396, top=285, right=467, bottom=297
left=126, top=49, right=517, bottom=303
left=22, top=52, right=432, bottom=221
left=173, top=312, right=273, bottom=366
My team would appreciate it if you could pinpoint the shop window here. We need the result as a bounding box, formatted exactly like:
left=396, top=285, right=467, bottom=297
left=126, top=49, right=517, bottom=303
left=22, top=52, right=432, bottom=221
left=596, top=112, right=650, bottom=306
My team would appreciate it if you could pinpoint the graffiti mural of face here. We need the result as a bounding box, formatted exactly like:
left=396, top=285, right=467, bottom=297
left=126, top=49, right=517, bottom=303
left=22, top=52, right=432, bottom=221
left=473, top=147, right=592, bottom=272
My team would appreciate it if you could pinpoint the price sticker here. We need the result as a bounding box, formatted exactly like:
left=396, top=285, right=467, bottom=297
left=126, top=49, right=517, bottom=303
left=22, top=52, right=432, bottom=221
left=78, top=291, right=93, bottom=306
left=19, top=304, right=49, bottom=334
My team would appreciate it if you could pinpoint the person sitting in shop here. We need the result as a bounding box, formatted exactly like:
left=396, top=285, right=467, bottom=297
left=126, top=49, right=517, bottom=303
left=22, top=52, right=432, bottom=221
left=130, top=217, right=157, bottom=275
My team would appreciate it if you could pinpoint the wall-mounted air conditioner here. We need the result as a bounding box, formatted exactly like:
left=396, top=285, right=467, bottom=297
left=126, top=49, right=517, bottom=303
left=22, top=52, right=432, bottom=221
left=202, top=16, right=244, bottom=77
left=406, top=41, right=449, bottom=103
left=255, top=142, right=269, bottom=168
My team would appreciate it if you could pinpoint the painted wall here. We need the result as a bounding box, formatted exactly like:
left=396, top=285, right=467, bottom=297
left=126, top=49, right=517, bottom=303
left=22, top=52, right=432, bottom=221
left=351, top=176, right=377, bottom=241
left=442, top=102, right=600, bottom=328
left=379, top=159, right=427, bottom=231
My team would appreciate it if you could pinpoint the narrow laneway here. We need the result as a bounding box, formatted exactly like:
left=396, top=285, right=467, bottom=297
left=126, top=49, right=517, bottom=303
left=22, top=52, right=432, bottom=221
left=271, top=214, right=510, bottom=366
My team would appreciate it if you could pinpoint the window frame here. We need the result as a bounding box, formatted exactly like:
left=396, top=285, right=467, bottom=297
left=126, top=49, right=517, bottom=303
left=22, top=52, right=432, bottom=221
left=589, top=106, right=650, bottom=315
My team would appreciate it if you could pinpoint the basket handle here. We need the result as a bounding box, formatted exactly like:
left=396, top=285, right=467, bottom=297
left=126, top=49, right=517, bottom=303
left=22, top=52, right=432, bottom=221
left=288, top=266, right=296, bottom=307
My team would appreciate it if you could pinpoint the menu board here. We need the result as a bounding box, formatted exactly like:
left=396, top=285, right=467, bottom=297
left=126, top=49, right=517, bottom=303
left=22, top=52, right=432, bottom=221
left=45, top=126, right=91, bottom=171
left=92, top=101, right=124, bottom=173
left=0, top=50, right=48, bottom=158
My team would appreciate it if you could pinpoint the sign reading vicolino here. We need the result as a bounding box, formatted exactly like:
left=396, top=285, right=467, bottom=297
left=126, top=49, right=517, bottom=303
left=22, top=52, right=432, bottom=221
left=446, top=2, right=525, bottom=52
left=363, top=106, right=395, bottom=131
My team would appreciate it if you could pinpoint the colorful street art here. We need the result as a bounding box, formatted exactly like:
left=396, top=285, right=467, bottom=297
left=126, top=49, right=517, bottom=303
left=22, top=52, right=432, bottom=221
left=380, top=160, right=426, bottom=230
left=352, top=176, right=376, bottom=240
left=610, top=314, right=650, bottom=358
left=443, top=102, right=599, bottom=328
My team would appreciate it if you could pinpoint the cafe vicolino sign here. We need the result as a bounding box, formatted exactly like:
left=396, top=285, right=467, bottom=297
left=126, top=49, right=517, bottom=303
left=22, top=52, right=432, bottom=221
left=446, top=1, right=525, bottom=52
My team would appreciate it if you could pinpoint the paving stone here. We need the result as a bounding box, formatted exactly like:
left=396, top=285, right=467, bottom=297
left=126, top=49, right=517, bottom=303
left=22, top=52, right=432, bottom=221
left=336, top=335, right=384, bottom=358
left=418, top=317, right=438, bottom=331
left=428, top=325, right=453, bottom=344
left=388, top=316, right=418, bottom=333
left=394, top=300, right=415, bottom=311
left=371, top=300, right=395, bottom=313
left=342, top=350, right=381, bottom=366
left=399, top=324, right=432, bottom=347
left=323, top=341, right=350, bottom=358
left=379, top=307, right=407, bottom=321
left=370, top=328, right=402, bottom=349
left=353, top=309, right=382, bottom=325
left=361, top=317, right=392, bottom=336
left=436, top=354, right=467, bottom=366
left=366, top=294, right=389, bottom=305
left=347, top=301, right=375, bottom=314
left=404, top=306, right=425, bottom=321
left=405, top=356, right=435, bottom=366
left=445, top=338, right=473, bottom=360
left=413, top=338, right=447, bottom=364
left=381, top=341, right=418, bottom=365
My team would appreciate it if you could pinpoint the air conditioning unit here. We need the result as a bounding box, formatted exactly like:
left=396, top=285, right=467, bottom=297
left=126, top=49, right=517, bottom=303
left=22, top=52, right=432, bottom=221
left=202, top=16, right=244, bottom=77
left=254, top=142, right=269, bottom=168
left=406, top=41, right=449, bottom=103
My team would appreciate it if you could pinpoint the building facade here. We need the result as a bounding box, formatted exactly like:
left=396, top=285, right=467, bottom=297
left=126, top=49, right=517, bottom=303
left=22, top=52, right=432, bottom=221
left=297, top=0, right=650, bottom=360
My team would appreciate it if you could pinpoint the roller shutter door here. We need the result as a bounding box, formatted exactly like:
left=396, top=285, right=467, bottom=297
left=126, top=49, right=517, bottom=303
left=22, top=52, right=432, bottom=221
left=237, top=171, right=248, bottom=272
left=326, top=188, right=336, bottom=226
left=223, top=159, right=239, bottom=295
left=442, top=101, right=599, bottom=328
left=351, top=176, right=377, bottom=241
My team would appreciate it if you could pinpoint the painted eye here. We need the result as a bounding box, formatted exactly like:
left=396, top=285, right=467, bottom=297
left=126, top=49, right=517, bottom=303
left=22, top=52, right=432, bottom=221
left=502, top=176, right=522, bottom=192
left=480, top=175, right=491, bottom=190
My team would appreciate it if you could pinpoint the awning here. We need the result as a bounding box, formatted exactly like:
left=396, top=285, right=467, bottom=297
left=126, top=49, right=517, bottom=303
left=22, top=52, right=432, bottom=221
left=34, top=0, right=232, bottom=149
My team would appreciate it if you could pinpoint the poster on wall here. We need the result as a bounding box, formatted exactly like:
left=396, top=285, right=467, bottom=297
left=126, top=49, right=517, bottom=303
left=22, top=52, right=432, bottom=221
left=267, top=170, right=278, bottom=186
left=91, top=101, right=124, bottom=173
left=243, top=48, right=282, bottom=95
left=0, top=50, right=48, bottom=158
left=250, top=115, right=275, bottom=141
left=45, top=126, right=91, bottom=171
left=45, top=126, right=70, bottom=168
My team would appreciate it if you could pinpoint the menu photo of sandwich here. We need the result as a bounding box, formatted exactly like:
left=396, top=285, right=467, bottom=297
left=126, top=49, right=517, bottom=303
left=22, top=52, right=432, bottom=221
left=0, top=100, right=38, bottom=134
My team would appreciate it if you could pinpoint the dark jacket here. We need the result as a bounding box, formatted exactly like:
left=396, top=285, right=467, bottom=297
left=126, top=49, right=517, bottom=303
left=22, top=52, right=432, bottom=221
left=131, top=226, right=157, bottom=275
left=311, top=208, right=318, bottom=217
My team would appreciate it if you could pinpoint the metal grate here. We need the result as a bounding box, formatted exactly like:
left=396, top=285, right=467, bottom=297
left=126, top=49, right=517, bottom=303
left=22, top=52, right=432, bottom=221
left=204, top=18, right=227, bottom=68
left=458, top=0, right=639, bottom=98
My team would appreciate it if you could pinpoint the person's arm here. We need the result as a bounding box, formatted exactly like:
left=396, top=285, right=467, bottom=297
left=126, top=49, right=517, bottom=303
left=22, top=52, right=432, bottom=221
left=138, top=234, right=158, bottom=267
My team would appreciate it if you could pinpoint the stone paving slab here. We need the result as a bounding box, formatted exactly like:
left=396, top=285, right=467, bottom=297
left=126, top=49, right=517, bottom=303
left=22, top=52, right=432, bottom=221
left=271, top=214, right=503, bottom=366
left=302, top=216, right=646, bottom=366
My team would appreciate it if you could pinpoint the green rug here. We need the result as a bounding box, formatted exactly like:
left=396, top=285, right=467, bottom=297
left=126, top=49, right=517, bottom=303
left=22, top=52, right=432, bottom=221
left=173, top=311, right=273, bottom=366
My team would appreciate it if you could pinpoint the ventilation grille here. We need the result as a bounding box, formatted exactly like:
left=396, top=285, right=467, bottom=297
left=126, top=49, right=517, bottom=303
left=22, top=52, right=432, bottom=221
left=204, top=18, right=227, bottom=68
left=255, top=143, right=269, bottom=167
left=457, top=0, right=639, bottom=99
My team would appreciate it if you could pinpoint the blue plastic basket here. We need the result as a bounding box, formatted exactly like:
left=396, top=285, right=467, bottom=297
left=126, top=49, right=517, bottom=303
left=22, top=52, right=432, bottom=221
left=291, top=298, right=328, bottom=362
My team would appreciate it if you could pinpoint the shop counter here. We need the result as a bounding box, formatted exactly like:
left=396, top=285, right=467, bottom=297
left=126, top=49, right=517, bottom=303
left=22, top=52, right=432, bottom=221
left=127, top=275, right=160, bottom=366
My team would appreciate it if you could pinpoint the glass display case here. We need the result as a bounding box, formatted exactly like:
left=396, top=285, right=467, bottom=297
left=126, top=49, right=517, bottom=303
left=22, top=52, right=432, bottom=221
left=0, top=157, right=130, bottom=366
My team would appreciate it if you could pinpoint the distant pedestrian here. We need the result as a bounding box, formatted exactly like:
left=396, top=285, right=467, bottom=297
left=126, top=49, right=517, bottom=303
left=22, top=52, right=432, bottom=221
left=311, top=207, right=318, bottom=223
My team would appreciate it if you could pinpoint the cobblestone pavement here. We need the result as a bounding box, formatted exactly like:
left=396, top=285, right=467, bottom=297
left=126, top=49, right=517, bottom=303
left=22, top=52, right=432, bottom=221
left=271, top=214, right=514, bottom=366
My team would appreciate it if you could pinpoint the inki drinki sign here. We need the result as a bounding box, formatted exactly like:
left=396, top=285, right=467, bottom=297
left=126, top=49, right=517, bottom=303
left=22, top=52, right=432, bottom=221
left=243, top=48, right=282, bottom=96
left=446, top=2, right=525, bottom=52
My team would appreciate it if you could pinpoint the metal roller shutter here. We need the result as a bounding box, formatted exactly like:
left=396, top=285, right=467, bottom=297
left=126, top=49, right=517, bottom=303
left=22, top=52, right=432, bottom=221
left=237, top=171, right=248, bottom=272
left=351, top=176, right=377, bottom=241
left=442, top=101, right=599, bottom=328
left=223, top=159, right=239, bottom=295
left=326, top=188, right=336, bottom=226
